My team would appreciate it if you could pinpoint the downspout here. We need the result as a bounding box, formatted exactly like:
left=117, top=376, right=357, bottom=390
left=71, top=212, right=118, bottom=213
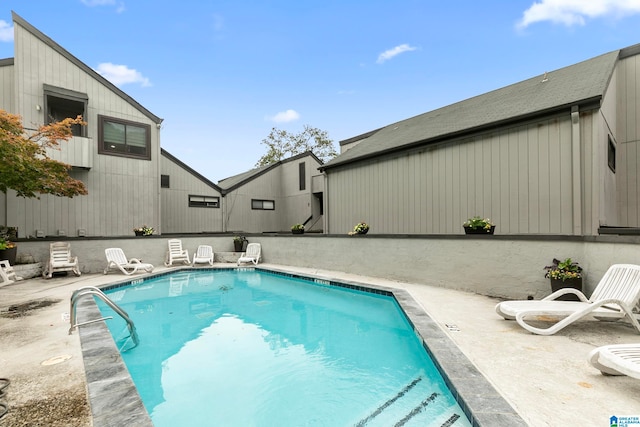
left=323, top=172, right=329, bottom=234
left=571, top=106, right=582, bottom=235
left=221, top=194, right=227, bottom=233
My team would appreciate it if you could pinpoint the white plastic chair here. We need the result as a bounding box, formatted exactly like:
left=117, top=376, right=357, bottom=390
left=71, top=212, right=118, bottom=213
left=496, top=264, right=640, bottom=335
left=237, top=243, right=261, bottom=266
left=0, top=260, right=21, bottom=285
left=589, top=343, right=640, bottom=379
left=192, top=245, right=214, bottom=266
left=104, top=248, right=154, bottom=275
left=165, top=239, right=190, bottom=266
left=42, top=242, right=81, bottom=279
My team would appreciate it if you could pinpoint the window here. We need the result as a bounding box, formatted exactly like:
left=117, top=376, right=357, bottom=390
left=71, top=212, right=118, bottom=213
left=299, top=162, right=306, bottom=191
left=189, top=195, right=219, bottom=208
left=44, top=84, right=88, bottom=137
left=98, top=115, right=151, bottom=160
left=161, top=175, right=170, bottom=188
left=251, top=199, right=275, bottom=210
left=608, top=135, right=616, bottom=173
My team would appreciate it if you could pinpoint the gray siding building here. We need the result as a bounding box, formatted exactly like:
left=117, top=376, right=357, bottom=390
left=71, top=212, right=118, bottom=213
left=321, top=45, right=640, bottom=236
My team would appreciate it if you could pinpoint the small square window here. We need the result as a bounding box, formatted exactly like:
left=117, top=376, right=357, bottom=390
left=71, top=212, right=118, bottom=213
left=161, top=175, right=170, bottom=188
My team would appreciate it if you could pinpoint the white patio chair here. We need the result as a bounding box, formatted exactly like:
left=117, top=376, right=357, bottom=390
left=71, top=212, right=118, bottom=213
left=42, top=242, right=81, bottom=279
left=495, top=264, right=640, bottom=335
left=0, top=260, right=21, bottom=286
left=104, top=248, right=154, bottom=275
left=165, top=239, right=190, bottom=266
left=192, top=245, right=214, bottom=266
left=589, top=343, right=640, bottom=379
left=237, top=243, right=261, bottom=266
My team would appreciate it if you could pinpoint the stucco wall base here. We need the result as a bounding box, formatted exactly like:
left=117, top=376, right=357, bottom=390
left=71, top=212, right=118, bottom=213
left=13, top=234, right=640, bottom=300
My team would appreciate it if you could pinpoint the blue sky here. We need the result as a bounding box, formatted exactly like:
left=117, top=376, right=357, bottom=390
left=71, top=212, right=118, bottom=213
left=2, top=0, right=640, bottom=182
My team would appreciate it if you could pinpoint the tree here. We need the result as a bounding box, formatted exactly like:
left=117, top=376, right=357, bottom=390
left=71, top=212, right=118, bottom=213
left=255, top=125, right=338, bottom=167
left=0, top=109, right=88, bottom=198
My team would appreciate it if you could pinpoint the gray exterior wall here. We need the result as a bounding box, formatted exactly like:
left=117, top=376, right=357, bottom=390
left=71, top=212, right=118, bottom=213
left=160, top=153, right=223, bottom=233
left=326, top=111, right=602, bottom=235
left=13, top=234, right=640, bottom=301
left=1, top=15, right=161, bottom=238
left=617, top=53, right=640, bottom=226
left=224, top=154, right=322, bottom=233
left=0, top=60, right=15, bottom=227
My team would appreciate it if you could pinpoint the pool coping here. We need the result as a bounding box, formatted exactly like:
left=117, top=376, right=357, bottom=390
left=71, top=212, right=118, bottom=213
left=77, top=267, right=526, bottom=426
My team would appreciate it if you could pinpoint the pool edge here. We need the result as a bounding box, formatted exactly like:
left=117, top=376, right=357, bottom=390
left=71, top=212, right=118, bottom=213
left=78, top=267, right=527, bottom=426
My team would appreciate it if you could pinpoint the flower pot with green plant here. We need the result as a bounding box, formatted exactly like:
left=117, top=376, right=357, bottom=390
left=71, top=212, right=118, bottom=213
left=291, top=224, right=305, bottom=234
left=463, top=216, right=495, bottom=234
left=0, top=237, right=17, bottom=265
left=133, top=225, right=154, bottom=236
left=348, top=222, right=370, bottom=235
left=233, top=235, right=248, bottom=252
left=544, top=258, right=583, bottom=301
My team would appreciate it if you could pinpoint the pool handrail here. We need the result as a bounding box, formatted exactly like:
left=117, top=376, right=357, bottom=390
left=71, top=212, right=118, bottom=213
left=69, top=286, right=139, bottom=348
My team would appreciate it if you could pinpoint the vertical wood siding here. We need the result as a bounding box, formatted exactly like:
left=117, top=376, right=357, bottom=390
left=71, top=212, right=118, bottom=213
left=225, top=157, right=321, bottom=233
left=617, top=54, right=640, bottom=226
left=6, top=21, right=160, bottom=237
left=160, top=155, right=223, bottom=233
left=327, top=114, right=590, bottom=235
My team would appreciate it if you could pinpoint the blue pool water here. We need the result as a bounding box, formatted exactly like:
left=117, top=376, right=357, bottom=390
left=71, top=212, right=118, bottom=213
left=98, top=269, right=472, bottom=427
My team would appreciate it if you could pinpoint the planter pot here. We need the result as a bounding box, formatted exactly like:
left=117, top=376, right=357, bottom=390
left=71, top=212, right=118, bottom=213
left=464, top=226, right=495, bottom=235
left=292, top=229, right=304, bottom=234
left=356, top=229, right=369, bottom=235
left=134, top=231, right=144, bottom=236
left=0, top=246, right=17, bottom=266
left=550, top=277, right=583, bottom=301
left=234, top=241, right=246, bottom=252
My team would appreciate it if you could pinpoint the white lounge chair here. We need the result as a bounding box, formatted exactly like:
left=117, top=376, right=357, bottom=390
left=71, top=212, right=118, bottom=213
left=0, top=260, right=21, bottom=286
left=495, top=264, right=640, bottom=335
left=165, top=239, right=190, bottom=266
left=192, top=245, right=214, bottom=266
left=237, top=243, right=261, bottom=266
left=588, top=343, right=640, bottom=379
left=42, top=242, right=81, bottom=279
left=104, top=248, right=154, bottom=275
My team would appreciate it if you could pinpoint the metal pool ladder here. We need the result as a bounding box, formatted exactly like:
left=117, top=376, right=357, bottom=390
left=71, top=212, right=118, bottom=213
left=69, top=286, right=139, bottom=348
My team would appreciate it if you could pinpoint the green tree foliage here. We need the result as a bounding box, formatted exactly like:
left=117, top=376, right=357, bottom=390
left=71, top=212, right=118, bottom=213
left=0, top=109, right=88, bottom=198
left=255, top=125, right=338, bottom=167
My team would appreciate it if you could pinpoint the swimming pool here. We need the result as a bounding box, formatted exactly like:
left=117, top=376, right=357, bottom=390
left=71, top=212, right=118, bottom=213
left=98, top=269, right=471, bottom=426
left=76, top=267, right=525, bottom=426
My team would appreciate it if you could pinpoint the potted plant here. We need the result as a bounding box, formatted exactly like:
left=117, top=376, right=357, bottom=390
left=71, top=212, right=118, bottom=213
left=133, top=225, right=154, bottom=236
left=291, top=224, right=305, bottom=234
left=463, top=216, right=495, bottom=234
left=0, top=237, right=17, bottom=265
left=544, top=258, right=583, bottom=301
left=233, top=235, right=247, bottom=252
left=348, top=222, right=370, bottom=235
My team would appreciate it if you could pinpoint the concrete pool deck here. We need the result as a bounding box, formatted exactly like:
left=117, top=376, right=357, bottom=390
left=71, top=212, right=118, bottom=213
left=1, top=264, right=640, bottom=426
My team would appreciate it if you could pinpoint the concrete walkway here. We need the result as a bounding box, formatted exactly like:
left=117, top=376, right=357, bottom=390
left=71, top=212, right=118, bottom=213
left=1, top=264, right=640, bottom=426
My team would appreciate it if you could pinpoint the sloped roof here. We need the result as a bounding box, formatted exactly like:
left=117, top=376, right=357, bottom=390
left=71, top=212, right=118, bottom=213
left=218, top=151, right=322, bottom=192
left=12, top=11, right=162, bottom=124
left=321, top=48, right=622, bottom=171
left=161, top=149, right=222, bottom=193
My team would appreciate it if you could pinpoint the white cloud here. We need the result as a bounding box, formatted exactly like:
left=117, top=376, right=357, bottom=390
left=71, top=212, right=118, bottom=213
left=267, top=109, right=300, bottom=123
left=81, top=0, right=126, bottom=13
left=0, top=20, right=13, bottom=42
left=95, top=63, right=151, bottom=87
left=517, top=0, right=640, bottom=28
left=376, top=44, right=417, bottom=64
